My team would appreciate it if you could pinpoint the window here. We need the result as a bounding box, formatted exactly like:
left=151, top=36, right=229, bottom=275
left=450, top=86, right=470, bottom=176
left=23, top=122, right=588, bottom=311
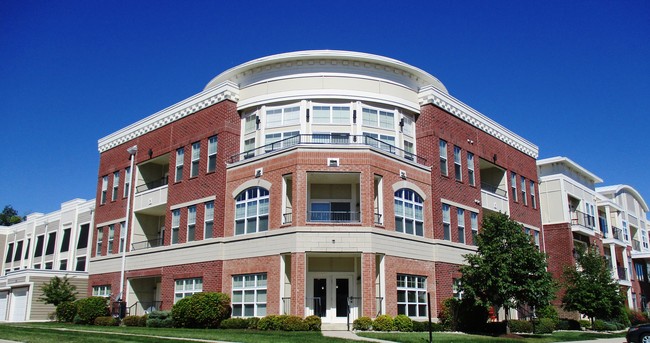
left=467, top=152, right=475, bottom=186
left=244, top=138, right=256, bottom=158
left=394, top=189, right=424, bottom=236
left=60, top=228, right=71, bottom=252
left=265, top=131, right=300, bottom=152
left=470, top=212, right=479, bottom=245
left=511, top=172, right=518, bottom=202
left=190, top=142, right=200, bottom=178
left=313, top=105, right=350, bottom=124
left=521, top=176, right=527, bottom=205
left=207, top=136, right=217, bottom=172
left=244, top=113, right=257, bottom=133
left=187, top=206, right=196, bottom=242
left=13, top=241, right=22, bottom=262
left=171, top=209, right=180, bottom=244
left=442, top=204, right=451, bottom=240
left=5, top=243, right=13, bottom=263
left=643, top=231, right=649, bottom=249
left=96, top=228, right=103, bottom=255
left=24, top=238, right=30, bottom=260
left=362, top=107, right=394, bottom=129
left=45, top=262, right=53, bottom=270
left=397, top=275, right=427, bottom=317
left=45, top=232, right=56, bottom=255
left=454, top=146, right=462, bottom=181
left=623, top=221, right=629, bottom=241
left=266, top=106, right=300, bottom=127
left=92, top=285, right=111, bottom=297
left=636, top=262, right=645, bottom=282
left=34, top=235, right=44, bottom=258
left=76, top=256, right=86, bottom=271
left=457, top=208, right=465, bottom=244
left=175, top=148, right=184, bottom=182
left=403, top=141, right=414, bottom=161
left=232, top=273, right=267, bottom=317
left=124, top=167, right=131, bottom=198
left=101, top=176, right=108, bottom=204
left=77, top=224, right=89, bottom=249
left=530, top=181, right=536, bottom=209
left=59, top=259, right=67, bottom=271
left=110, top=171, right=119, bottom=201
left=402, top=116, right=414, bottom=135
left=119, top=222, right=126, bottom=253
left=235, top=187, right=269, bottom=235
left=175, top=278, right=203, bottom=303
left=363, top=132, right=395, bottom=152
left=107, top=224, right=115, bottom=255
left=204, top=201, right=214, bottom=239
left=453, top=279, right=463, bottom=299
left=439, top=140, right=448, bottom=176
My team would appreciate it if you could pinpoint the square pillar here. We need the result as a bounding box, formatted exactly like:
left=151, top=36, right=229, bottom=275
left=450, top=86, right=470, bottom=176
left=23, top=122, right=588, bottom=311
left=362, top=253, right=376, bottom=317
left=290, top=252, right=306, bottom=317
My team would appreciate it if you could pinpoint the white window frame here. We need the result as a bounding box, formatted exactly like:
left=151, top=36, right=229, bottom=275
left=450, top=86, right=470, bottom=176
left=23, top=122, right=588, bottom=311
left=521, top=176, right=527, bottom=205
left=207, top=136, right=217, bottom=173
left=457, top=208, right=465, bottom=244
left=362, top=107, right=395, bottom=129
left=191, top=142, right=200, bottom=178
left=394, top=189, right=424, bottom=236
left=175, top=148, right=184, bottom=182
left=92, top=285, right=111, bottom=298
left=175, top=278, right=203, bottom=303
left=467, top=152, right=475, bottom=186
left=452, top=278, right=463, bottom=299
left=312, top=104, right=350, bottom=124
left=442, top=204, right=451, bottom=241
left=171, top=209, right=180, bottom=244
left=530, top=181, right=536, bottom=209
left=235, top=187, right=269, bottom=235
left=204, top=201, right=214, bottom=239
left=124, top=167, right=131, bottom=198
left=96, top=228, right=103, bottom=256
left=397, top=274, right=427, bottom=318
left=266, top=105, right=300, bottom=127
left=112, top=171, right=119, bottom=201
left=232, top=273, right=267, bottom=317
left=107, top=224, right=114, bottom=255
left=439, top=140, right=448, bottom=176
left=454, top=146, right=462, bottom=181
left=187, top=206, right=196, bottom=242
left=101, top=176, right=108, bottom=204
left=402, top=116, right=414, bottom=136
left=244, top=112, right=257, bottom=133
left=511, top=172, right=518, bottom=202
left=119, top=222, right=126, bottom=253
left=470, top=212, right=478, bottom=245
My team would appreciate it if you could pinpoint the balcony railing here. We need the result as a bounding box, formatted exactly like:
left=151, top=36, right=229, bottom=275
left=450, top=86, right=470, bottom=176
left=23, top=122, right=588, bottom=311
left=283, top=212, right=293, bottom=224
left=570, top=210, right=595, bottom=229
left=618, top=266, right=628, bottom=281
left=282, top=297, right=291, bottom=315
left=307, top=211, right=361, bottom=223
left=633, top=239, right=642, bottom=251
left=610, top=226, right=623, bottom=241
left=131, top=237, right=164, bottom=251
left=374, top=213, right=383, bottom=225
left=229, top=134, right=427, bottom=165
left=136, top=176, right=168, bottom=194
left=375, top=296, right=384, bottom=317
left=480, top=181, right=507, bottom=198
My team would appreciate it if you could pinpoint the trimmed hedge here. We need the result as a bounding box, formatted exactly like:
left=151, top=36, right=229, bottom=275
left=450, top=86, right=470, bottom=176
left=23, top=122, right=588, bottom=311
left=353, top=316, right=373, bottom=331
left=220, top=318, right=249, bottom=329
left=171, top=292, right=231, bottom=328
left=122, top=315, right=147, bottom=327
left=75, top=297, right=109, bottom=325
left=412, top=321, right=444, bottom=332
left=146, top=311, right=173, bottom=328
left=373, top=315, right=395, bottom=331
left=55, top=301, right=77, bottom=323
left=304, top=315, right=321, bottom=331
left=508, top=320, right=533, bottom=333
left=534, top=318, right=556, bottom=334
left=556, top=318, right=581, bottom=331
left=94, top=316, right=119, bottom=326
left=394, top=314, right=413, bottom=332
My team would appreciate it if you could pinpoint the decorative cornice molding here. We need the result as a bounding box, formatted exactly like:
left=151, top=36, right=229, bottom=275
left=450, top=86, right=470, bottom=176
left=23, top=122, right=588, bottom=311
left=97, top=82, right=240, bottom=153
left=418, top=85, right=539, bottom=159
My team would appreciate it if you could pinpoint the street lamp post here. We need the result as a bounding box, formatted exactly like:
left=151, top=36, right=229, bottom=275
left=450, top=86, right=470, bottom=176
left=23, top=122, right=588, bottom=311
left=118, top=145, right=137, bottom=312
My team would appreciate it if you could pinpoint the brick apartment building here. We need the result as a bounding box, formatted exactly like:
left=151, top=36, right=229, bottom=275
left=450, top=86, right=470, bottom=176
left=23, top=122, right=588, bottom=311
left=538, top=157, right=650, bottom=315
left=0, top=199, right=93, bottom=321
left=88, top=50, right=543, bottom=323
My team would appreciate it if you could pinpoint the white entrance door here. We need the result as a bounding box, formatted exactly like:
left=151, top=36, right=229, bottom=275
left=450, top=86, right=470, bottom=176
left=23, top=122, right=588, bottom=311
left=307, top=273, right=354, bottom=323
left=0, top=291, right=8, bottom=321
left=10, top=287, right=28, bottom=322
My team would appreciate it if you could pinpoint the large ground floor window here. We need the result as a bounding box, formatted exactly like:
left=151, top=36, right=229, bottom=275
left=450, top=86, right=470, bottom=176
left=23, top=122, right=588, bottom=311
left=397, top=274, right=427, bottom=317
left=232, top=273, right=267, bottom=317
left=174, top=278, right=202, bottom=303
left=92, top=285, right=111, bottom=297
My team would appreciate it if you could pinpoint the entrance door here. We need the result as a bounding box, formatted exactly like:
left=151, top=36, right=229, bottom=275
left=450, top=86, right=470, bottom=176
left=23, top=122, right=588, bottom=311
left=0, top=291, right=8, bottom=321
left=308, top=274, right=354, bottom=323
left=313, top=279, right=327, bottom=317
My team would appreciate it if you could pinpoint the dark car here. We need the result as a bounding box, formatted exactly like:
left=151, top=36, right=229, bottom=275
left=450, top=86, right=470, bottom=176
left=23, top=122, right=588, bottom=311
left=628, top=323, right=650, bottom=343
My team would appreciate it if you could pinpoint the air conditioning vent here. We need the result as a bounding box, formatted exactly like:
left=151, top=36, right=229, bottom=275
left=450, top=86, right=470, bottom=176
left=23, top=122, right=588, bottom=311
left=328, top=158, right=339, bottom=167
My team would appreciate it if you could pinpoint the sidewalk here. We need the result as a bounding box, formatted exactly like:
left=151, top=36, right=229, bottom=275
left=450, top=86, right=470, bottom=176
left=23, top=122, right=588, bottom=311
left=322, top=330, right=395, bottom=342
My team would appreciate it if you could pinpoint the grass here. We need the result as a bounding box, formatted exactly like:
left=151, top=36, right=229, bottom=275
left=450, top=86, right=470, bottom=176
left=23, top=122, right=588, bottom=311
left=357, top=330, right=627, bottom=342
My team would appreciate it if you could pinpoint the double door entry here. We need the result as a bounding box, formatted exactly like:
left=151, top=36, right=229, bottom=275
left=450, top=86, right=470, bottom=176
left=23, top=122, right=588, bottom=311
left=307, top=273, right=356, bottom=323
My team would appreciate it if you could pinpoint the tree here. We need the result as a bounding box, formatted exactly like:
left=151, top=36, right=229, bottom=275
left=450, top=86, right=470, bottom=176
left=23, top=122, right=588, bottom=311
left=562, top=245, right=625, bottom=328
left=459, top=212, right=557, bottom=334
left=39, top=276, right=78, bottom=307
left=0, top=205, right=23, bottom=226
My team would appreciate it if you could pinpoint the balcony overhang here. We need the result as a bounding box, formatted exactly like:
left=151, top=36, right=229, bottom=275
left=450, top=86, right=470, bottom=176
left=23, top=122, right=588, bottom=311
left=631, top=251, right=650, bottom=260
left=602, top=237, right=628, bottom=248
left=571, top=225, right=596, bottom=237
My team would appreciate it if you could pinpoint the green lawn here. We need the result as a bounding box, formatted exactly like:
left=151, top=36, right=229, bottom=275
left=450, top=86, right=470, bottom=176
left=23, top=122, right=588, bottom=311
left=358, top=330, right=627, bottom=343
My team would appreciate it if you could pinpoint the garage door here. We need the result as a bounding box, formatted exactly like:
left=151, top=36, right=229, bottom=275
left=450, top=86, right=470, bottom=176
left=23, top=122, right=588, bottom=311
left=0, top=291, right=8, bottom=321
left=10, top=287, right=28, bottom=322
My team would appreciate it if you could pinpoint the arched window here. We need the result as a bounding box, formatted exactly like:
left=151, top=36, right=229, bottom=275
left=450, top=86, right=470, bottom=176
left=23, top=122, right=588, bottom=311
left=235, top=187, right=269, bottom=235
left=394, top=189, right=424, bottom=236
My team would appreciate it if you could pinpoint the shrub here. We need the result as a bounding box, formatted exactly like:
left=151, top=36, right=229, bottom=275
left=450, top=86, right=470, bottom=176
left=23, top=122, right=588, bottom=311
left=579, top=319, right=591, bottom=329
left=171, top=292, right=231, bottom=328
left=508, top=320, right=533, bottom=333
left=56, top=301, right=77, bottom=323
left=535, top=304, right=559, bottom=326
left=121, top=315, right=142, bottom=327
left=394, top=314, right=413, bottom=332
left=353, top=316, right=373, bottom=331
left=220, top=317, right=249, bottom=329
left=146, top=310, right=173, bottom=328
left=247, top=317, right=260, bottom=330
left=556, top=318, right=581, bottom=330
left=258, top=315, right=281, bottom=331
left=439, top=297, right=488, bottom=332
left=282, top=315, right=308, bottom=331
left=484, top=321, right=507, bottom=335
left=75, top=296, right=109, bottom=325
left=303, top=315, right=321, bottom=331
left=73, top=314, right=83, bottom=325
left=139, top=314, right=148, bottom=327
left=628, top=309, right=649, bottom=325
left=534, top=318, right=556, bottom=334
left=373, top=314, right=394, bottom=331
left=94, top=316, right=119, bottom=326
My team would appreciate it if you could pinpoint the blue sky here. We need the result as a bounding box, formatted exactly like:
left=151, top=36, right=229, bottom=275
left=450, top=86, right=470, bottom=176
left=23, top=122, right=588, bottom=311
left=1, top=0, right=648, bottom=215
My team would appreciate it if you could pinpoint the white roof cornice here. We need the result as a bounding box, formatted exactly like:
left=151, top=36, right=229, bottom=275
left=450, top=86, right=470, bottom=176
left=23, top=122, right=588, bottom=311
left=537, top=156, right=603, bottom=183
left=418, top=85, right=539, bottom=158
left=97, top=82, right=240, bottom=153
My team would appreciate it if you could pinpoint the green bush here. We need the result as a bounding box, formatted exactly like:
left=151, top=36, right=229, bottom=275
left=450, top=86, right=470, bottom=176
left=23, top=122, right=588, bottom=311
left=282, top=315, right=308, bottom=331
left=556, top=318, right=581, bottom=330
left=303, top=315, right=321, bottom=331
left=353, top=316, right=373, bottom=331
left=139, top=314, right=148, bottom=327
left=73, top=314, right=83, bottom=325
left=171, top=292, right=231, bottom=328
left=439, top=297, right=488, bottom=332
left=508, top=320, right=533, bottom=333
left=258, top=315, right=280, bottom=331
left=535, top=304, right=559, bottom=326
left=484, top=321, right=507, bottom=335
left=534, top=318, right=556, bottom=334
left=394, top=314, right=413, bottom=332
left=94, top=316, right=119, bottom=326
left=373, top=314, right=394, bottom=331
left=220, top=317, right=249, bottom=329
left=579, top=319, right=591, bottom=329
left=146, top=311, right=173, bottom=328
left=121, top=315, right=142, bottom=327
left=55, top=301, right=77, bottom=323
left=247, top=317, right=260, bottom=330
left=412, top=321, right=445, bottom=332
left=75, top=297, right=109, bottom=325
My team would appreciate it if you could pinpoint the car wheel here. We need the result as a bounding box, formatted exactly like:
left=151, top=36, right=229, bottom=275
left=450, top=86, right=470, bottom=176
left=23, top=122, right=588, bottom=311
left=642, top=334, right=650, bottom=343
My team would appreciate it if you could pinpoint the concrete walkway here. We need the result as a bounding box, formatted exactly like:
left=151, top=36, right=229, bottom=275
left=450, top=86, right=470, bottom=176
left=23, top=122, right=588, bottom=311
left=322, top=330, right=396, bottom=342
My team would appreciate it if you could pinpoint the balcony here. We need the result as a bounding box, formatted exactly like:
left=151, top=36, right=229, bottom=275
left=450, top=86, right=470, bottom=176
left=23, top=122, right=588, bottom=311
left=131, top=237, right=164, bottom=251
left=307, top=172, right=360, bottom=224
left=133, top=154, right=169, bottom=213
left=633, top=239, right=642, bottom=252
left=133, top=184, right=168, bottom=213
left=308, top=211, right=361, bottom=223
left=618, top=266, right=628, bottom=281
left=481, top=181, right=509, bottom=215
left=603, top=226, right=628, bottom=247
left=570, top=210, right=596, bottom=237
left=228, top=134, right=427, bottom=165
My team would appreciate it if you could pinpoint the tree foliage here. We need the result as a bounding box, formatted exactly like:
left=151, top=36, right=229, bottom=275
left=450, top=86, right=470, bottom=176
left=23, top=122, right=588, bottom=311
left=0, top=205, right=23, bottom=226
left=39, top=276, right=78, bottom=307
left=459, top=212, right=556, bottom=333
left=562, top=245, right=625, bottom=325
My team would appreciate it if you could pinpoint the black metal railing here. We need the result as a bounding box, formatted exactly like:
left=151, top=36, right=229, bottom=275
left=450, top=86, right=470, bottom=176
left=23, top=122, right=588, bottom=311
left=480, top=181, right=508, bottom=197
left=375, top=297, right=384, bottom=317
left=283, top=212, right=293, bottom=224
left=126, top=301, right=162, bottom=316
left=374, top=213, right=382, bottom=225
left=306, top=297, right=323, bottom=317
left=282, top=297, right=291, bottom=315
left=633, top=239, right=642, bottom=251
left=307, top=211, right=361, bottom=223
left=135, top=176, right=168, bottom=194
left=618, top=266, right=628, bottom=281
left=131, top=237, right=164, bottom=251
left=347, top=296, right=362, bottom=331
left=570, top=210, right=595, bottom=229
left=611, top=226, right=624, bottom=241
left=228, top=134, right=427, bottom=165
